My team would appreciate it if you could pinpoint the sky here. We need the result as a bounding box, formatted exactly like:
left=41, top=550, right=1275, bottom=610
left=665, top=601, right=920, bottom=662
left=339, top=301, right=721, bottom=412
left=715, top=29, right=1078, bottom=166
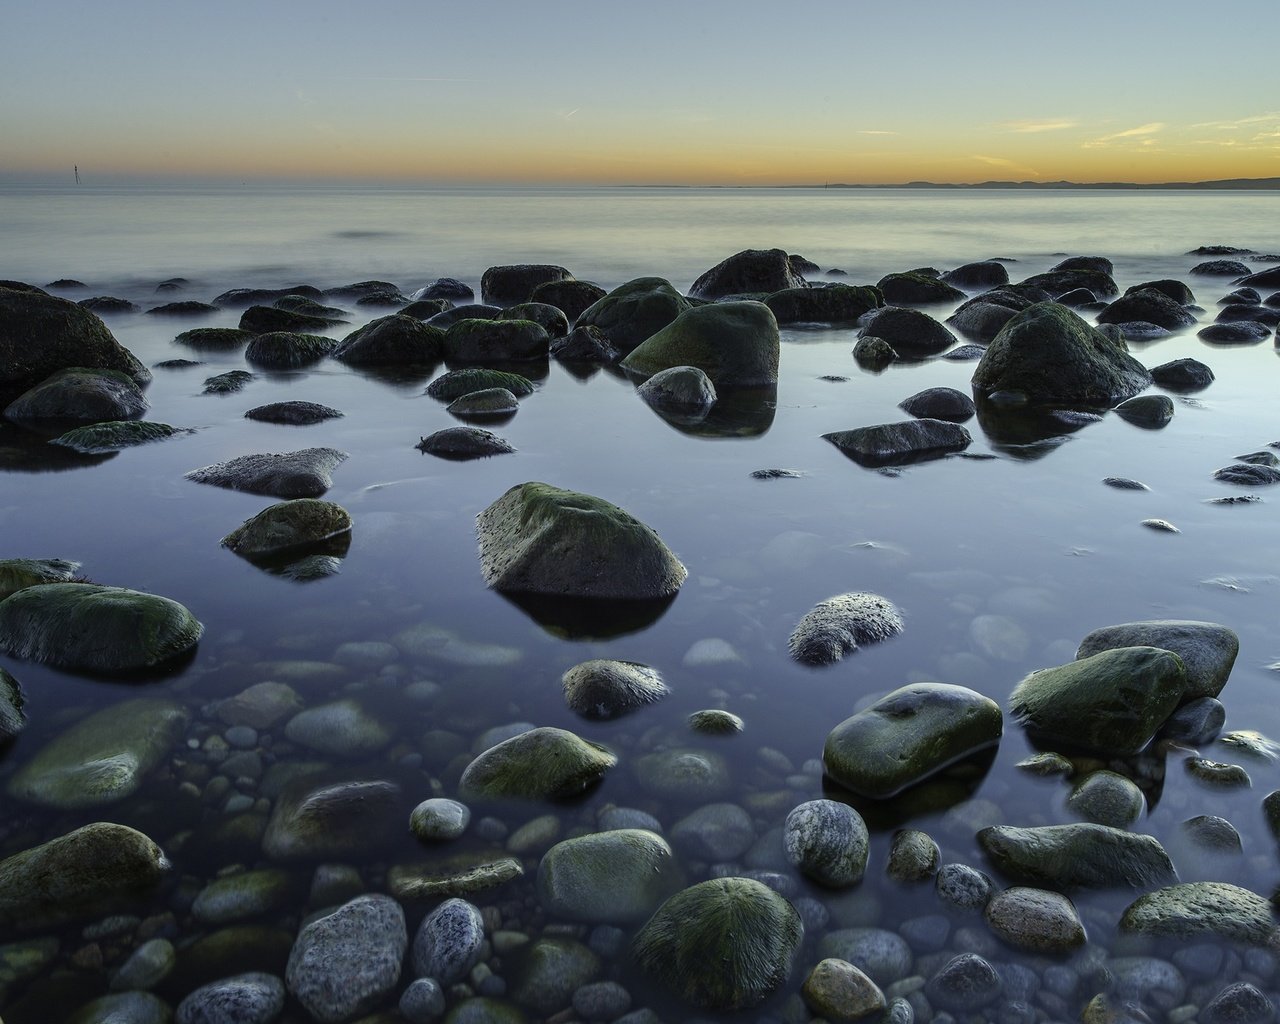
left=2, top=0, right=1279, bottom=186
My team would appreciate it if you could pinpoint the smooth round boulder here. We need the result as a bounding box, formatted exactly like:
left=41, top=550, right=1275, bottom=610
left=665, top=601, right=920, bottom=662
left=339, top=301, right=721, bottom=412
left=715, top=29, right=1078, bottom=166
left=1097, top=289, right=1197, bottom=330
left=635, top=364, right=716, bottom=413
left=1021, top=267, right=1119, bottom=298
left=1067, top=770, right=1145, bottom=828
left=331, top=314, right=444, bottom=365
left=410, top=797, right=470, bottom=842
left=877, top=272, right=965, bottom=304
left=244, top=401, right=343, bottom=426
left=784, top=799, right=869, bottom=887
left=925, top=953, right=1003, bottom=1013
left=1115, top=394, right=1174, bottom=428
left=765, top=284, right=881, bottom=323
left=886, top=828, right=940, bottom=882
left=898, top=386, right=975, bottom=422
left=239, top=305, right=343, bottom=335
left=1052, top=255, right=1114, bottom=275
left=977, top=823, right=1177, bottom=890
left=537, top=828, right=682, bottom=923
left=459, top=726, right=616, bottom=801
left=788, top=592, right=904, bottom=666
left=447, top=387, right=519, bottom=418
left=496, top=301, right=570, bottom=338
left=419, top=277, right=474, bottom=301
left=632, top=877, right=803, bottom=1010
left=1126, top=278, right=1195, bottom=304
left=529, top=278, right=607, bottom=321
left=824, top=683, right=1002, bottom=798
left=943, top=260, right=1010, bottom=291
left=481, top=264, right=573, bottom=306
left=984, top=887, right=1086, bottom=953
left=690, top=248, right=806, bottom=299
left=858, top=306, right=957, bottom=357
left=0, top=584, right=202, bottom=673
left=476, top=481, right=687, bottom=599
left=561, top=659, right=668, bottom=720
left=262, top=779, right=401, bottom=862
left=443, top=318, right=550, bottom=363
left=4, top=366, right=147, bottom=421
left=1192, top=259, right=1251, bottom=276
left=574, top=277, right=691, bottom=353
left=426, top=367, right=534, bottom=400
left=244, top=331, right=337, bottom=368
left=853, top=335, right=897, bottom=368
left=1151, top=357, right=1214, bottom=390
left=417, top=426, right=515, bottom=460
left=1076, top=620, right=1237, bottom=700
left=620, top=301, right=780, bottom=388
left=1199, top=321, right=1272, bottom=344
left=221, top=499, right=351, bottom=558
left=50, top=420, right=187, bottom=453
left=426, top=303, right=501, bottom=329
left=0, top=557, right=80, bottom=601
left=946, top=288, right=1035, bottom=342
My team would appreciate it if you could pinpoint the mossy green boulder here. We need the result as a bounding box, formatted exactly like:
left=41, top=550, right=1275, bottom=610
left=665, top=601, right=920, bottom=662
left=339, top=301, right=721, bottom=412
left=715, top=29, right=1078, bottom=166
left=0, top=557, right=80, bottom=600
left=1075, top=619, right=1238, bottom=700
left=575, top=276, right=692, bottom=353
left=1119, top=882, right=1277, bottom=944
left=977, top=823, right=1177, bottom=890
left=459, top=726, right=616, bottom=801
left=443, top=318, right=550, bottom=363
left=51, top=420, right=189, bottom=454
left=537, top=829, right=683, bottom=923
left=244, top=331, right=339, bottom=368
left=331, top=314, right=444, bottom=365
left=4, top=366, right=147, bottom=421
left=0, top=822, right=169, bottom=932
left=765, top=284, right=882, bottom=324
left=426, top=367, right=535, bottom=400
left=620, top=301, right=780, bottom=388
left=174, top=326, right=253, bottom=350
left=0, top=583, right=203, bottom=672
left=1009, top=646, right=1187, bottom=755
left=823, top=683, right=1002, bottom=799
left=689, top=248, right=806, bottom=300
left=221, top=499, right=352, bottom=558
left=263, top=778, right=401, bottom=862
left=633, top=877, right=803, bottom=1011
left=877, top=271, right=965, bottom=305
left=7, top=697, right=189, bottom=808
left=476, top=482, right=687, bottom=600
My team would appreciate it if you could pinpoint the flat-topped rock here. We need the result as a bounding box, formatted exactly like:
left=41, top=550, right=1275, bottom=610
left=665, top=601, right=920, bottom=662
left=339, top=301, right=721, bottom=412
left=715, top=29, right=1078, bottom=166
left=186, top=448, right=348, bottom=498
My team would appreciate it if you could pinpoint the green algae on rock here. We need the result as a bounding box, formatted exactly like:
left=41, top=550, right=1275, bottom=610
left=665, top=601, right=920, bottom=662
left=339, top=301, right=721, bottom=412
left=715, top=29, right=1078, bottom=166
left=620, top=301, right=780, bottom=389
left=459, top=726, right=616, bottom=801
left=50, top=419, right=190, bottom=454
left=0, top=583, right=203, bottom=673
left=537, top=829, right=683, bottom=923
left=0, top=557, right=81, bottom=600
left=426, top=367, right=535, bottom=400
left=221, top=498, right=352, bottom=558
left=4, top=366, right=148, bottom=421
left=575, top=276, right=692, bottom=353
left=977, top=822, right=1177, bottom=890
left=1119, top=882, right=1277, bottom=945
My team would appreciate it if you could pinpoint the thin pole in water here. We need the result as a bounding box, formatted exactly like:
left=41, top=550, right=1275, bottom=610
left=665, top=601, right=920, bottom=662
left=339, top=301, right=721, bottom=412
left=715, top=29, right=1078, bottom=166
left=75, top=165, right=80, bottom=185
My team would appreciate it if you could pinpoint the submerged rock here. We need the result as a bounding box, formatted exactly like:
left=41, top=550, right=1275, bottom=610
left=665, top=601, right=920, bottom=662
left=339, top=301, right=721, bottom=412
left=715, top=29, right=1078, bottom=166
left=444, top=318, right=551, bottom=363
left=244, top=331, right=338, bottom=368
left=977, top=823, right=1177, bottom=890
left=1115, top=394, right=1174, bottom=428
left=1151, top=357, right=1214, bottom=390
left=426, top=367, right=535, bottom=400
left=985, top=887, right=1086, bottom=953
left=412, top=898, right=485, bottom=984
left=788, top=592, right=904, bottom=665
left=823, top=418, right=971, bottom=466
left=1119, top=882, right=1277, bottom=944
left=185, top=447, right=348, bottom=498
left=417, top=426, right=515, bottom=460
left=50, top=419, right=188, bottom=453
left=633, top=747, right=731, bottom=802
left=221, top=498, right=352, bottom=558
left=575, top=277, right=692, bottom=353
left=244, top=401, right=343, bottom=425
left=0, top=556, right=82, bottom=600
left=561, top=659, right=668, bottom=719
left=0, top=583, right=202, bottom=672
left=476, top=481, right=687, bottom=599
left=176, top=973, right=285, bottom=1024
left=332, top=314, right=444, bottom=365
left=283, top=699, right=394, bottom=759
left=633, top=877, right=803, bottom=1010
left=765, top=284, right=881, bottom=323
left=784, top=799, right=869, bottom=888
left=263, top=779, right=401, bottom=862
left=620, top=301, right=780, bottom=388
left=459, top=727, right=616, bottom=801
left=690, top=248, right=806, bottom=300
left=538, top=829, right=682, bottom=923
left=824, top=683, right=1003, bottom=798
left=1076, top=620, right=1238, bottom=699
left=1067, top=770, right=1145, bottom=828
left=5, top=366, right=147, bottom=421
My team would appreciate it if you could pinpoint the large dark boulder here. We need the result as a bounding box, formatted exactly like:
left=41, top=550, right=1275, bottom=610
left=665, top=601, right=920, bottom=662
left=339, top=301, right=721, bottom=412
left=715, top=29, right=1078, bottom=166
left=496, top=302, right=570, bottom=338
left=530, top=279, right=607, bottom=322
left=689, top=248, right=806, bottom=300
left=877, top=272, right=965, bottom=305
left=1050, top=256, right=1113, bottom=275
left=443, top=319, right=551, bottom=363
left=186, top=448, right=348, bottom=499
left=0, top=285, right=150, bottom=400
left=481, top=265, right=573, bottom=306
left=970, top=302, right=1152, bottom=406
left=1190, top=260, right=1250, bottom=276
left=244, top=332, right=338, bottom=369
left=4, top=367, right=147, bottom=421
left=1125, top=279, right=1195, bottom=304
left=213, top=286, right=322, bottom=308
left=858, top=307, right=957, bottom=357
left=1019, top=269, right=1119, bottom=300
left=575, top=278, right=692, bottom=353
left=620, top=302, right=779, bottom=388
left=1238, top=265, right=1280, bottom=290
left=418, top=278, right=474, bottom=301
left=764, top=284, right=881, bottom=324
left=331, top=315, right=445, bottom=366
left=239, top=305, right=345, bottom=335
left=942, top=261, right=1010, bottom=291
left=824, top=419, right=971, bottom=467
left=946, top=288, right=1039, bottom=343
left=1215, top=303, right=1280, bottom=327
left=1096, top=289, right=1197, bottom=331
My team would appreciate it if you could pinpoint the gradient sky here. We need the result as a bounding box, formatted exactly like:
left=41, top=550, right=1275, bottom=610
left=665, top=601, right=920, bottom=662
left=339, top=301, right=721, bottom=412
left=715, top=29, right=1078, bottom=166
left=3, top=0, right=1278, bottom=185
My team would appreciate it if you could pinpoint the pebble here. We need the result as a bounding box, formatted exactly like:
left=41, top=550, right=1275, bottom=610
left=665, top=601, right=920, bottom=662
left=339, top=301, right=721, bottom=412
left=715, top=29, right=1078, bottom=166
left=926, top=953, right=1003, bottom=1012
left=224, top=725, right=258, bottom=749
left=1202, top=981, right=1275, bottom=1024
left=410, top=798, right=471, bottom=842
left=887, top=829, right=940, bottom=882
left=935, top=863, right=995, bottom=910
left=109, top=938, right=175, bottom=992
left=176, top=972, right=285, bottom=1024
left=412, top=898, right=486, bottom=985
left=399, top=977, right=446, bottom=1024
left=672, top=803, right=756, bottom=860
left=1186, top=757, right=1252, bottom=787
left=573, top=980, right=633, bottom=1021
left=783, top=799, right=869, bottom=887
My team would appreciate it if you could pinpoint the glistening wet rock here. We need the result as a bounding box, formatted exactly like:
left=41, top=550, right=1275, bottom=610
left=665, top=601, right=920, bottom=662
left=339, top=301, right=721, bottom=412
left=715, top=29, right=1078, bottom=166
left=1076, top=620, right=1238, bottom=699
left=784, top=799, right=869, bottom=887
left=823, top=419, right=972, bottom=466
left=221, top=499, right=352, bottom=558
left=620, top=301, right=780, bottom=388
left=977, top=823, right=1177, bottom=890
left=459, top=726, right=616, bottom=801
left=4, top=367, right=147, bottom=421
left=417, top=426, right=515, bottom=460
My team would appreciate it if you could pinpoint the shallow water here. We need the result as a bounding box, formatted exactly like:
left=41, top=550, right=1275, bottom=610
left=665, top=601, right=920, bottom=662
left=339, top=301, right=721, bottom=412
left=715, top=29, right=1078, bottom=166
left=2, top=185, right=1280, bottom=1021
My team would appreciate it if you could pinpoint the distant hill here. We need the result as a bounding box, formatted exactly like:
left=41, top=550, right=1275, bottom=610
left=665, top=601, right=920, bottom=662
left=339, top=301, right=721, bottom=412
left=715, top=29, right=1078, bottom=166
left=822, top=177, right=1280, bottom=191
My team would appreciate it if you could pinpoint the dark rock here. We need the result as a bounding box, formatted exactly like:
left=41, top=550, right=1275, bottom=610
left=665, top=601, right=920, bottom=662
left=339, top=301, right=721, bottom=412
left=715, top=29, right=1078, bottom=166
left=947, top=287, right=1041, bottom=342
left=244, top=401, right=343, bottom=426
left=943, top=261, right=1010, bottom=291
left=174, top=327, right=253, bottom=350
left=1202, top=982, right=1275, bottom=1024
left=355, top=290, right=408, bottom=308
left=426, top=368, right=534, bottom=400
left=899, top=386, right=975, bottom=422
left=1119, top=882, right=1277, bottom=944
left=155, top=358, right=201, bottom=368
left=530, top=279, right=607, bottom=322
left=221, top=499, right=352, bottom=558
left=185, top=447, right=348, bottom=498
left=1018, top=269, right=1119, bottom=299
left=481, top=265, right=573, bottom=306
left=78, top=296, right=140, bottom=314
left=1056, top=287, right=1098, bottom=307
left=550, top=325, right=621, bottom=363
left=175, top=972, right=285, bottom=1024
left=858, top=307, right=957, bottom=357
left=853, top=336, right=897, bottom=368
left=147, top=300, right=218, bottom=316
left=459, top=726, right=616, bottom=800
left=1126, top=279, right=1196, bottom=304
left=690, top=248, right=806, bottom=299
left=576, top=277, right=692, bottom=353
left=417, top=426, right=515, bottom=460
left=400, top=298, right=453, bottom=319
left=244, top=332, right=337, bottom=368
left=823, top=419, right=971, bottom=466
left=790, top=254, right=821, bottom=275
left=418, top=277, right=475, bottom=301
left=620, top=301, right=779, bottom=388
left=497, top=301, right=570, bottom=338
left=0, top=665, right=24, bottom=742
left=213, top=285, right=322, bottom=307
left=1151, top=357, right=1214, bottom=390
left=765, top=284, right=881, bottom=323
left=1160, top=697, right=1226, bottom=744
left=788, top=592, right=904, bottom=666
left=935, top=863, right=996, bottom=909
left=274, top=294, right=347, bottom=317
left=239, top=305, right=344, bottom=335
left=636, top=365, right=716, bottom=414
left=1215, top=303, right=1280, bottom=327
left=447, top=387, right=519, bottom=419
left=51, top=420, right=189, bottom=453
left=1052, top=256, right=1114, bottom=275
left=877, top=272, right=965, bottom=304
left=980, top=823, right=1176, bottom=890
left=1220, top=288, right=1260, bottom=305
left=1103, top=476, right=1149, bottom=490
left=1115, top=394, right=1174, bottom=428
left=1191, top=260, right=1251, bottom=276
left=332, top=314, right=445, bottom=365
left=263, top=778, right=400, bottom=861
left=1077, top=620, right=1238, bottom=700
left=426, top=303, right=502, bottom=329
left=1215, top=463, right=1280, bottom=486
left=984, top=887, right=1087, bottom=953
left=45, top=279, right=85, bottom=289
left=926, top=953, right=1002, bottom=1012
left=324, top=280, right=401, bottom=300
left=1198, top=321, right=1272, bottom=344
left=562, top=659, right=667, bottom=719
left=1188, top=245, right=1254, bottom=255
left=444, top=318, right=551, bottom=363
left=1097, top=289, right=1197, bottom=331
left=1238, top=266, right=1280, bottom=289
left=5, top=367, right=147, bottom=421
left=202, top=370, right=254, bottom=395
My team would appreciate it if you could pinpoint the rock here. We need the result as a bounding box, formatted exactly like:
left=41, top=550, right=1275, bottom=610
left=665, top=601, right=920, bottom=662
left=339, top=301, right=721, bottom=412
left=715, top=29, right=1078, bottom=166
left=925, top=953, right=1002, bottom=1013
left=816, top=929, right=912, bottom=988
left=633, top=747, right=731, bottom=802
left=202, top=369, right=254, bottom=395
left=946, top=288, right=1038, bottom=343
left=1097, top=289, right=1197, bottom=330
left=1021, top=267, right=1119, bottom=299
left=1202, top=982, right=1275, bottom=1024
left=176, top=972, right=284, bottom=1024
left=443, top=319, right=551, bottom=363
left=459, top=726, right=616, bottom=800
left=765, top=284, right=881, bottom=323
left=510, top=938, right=600, bottom=1016
left=111, top=937, right=176, bottom=992
left=7, top=696, right=187, bottom=808
left=944, top=261, right=1010, bottom=291
left=788, top=592, right=903, bottom=666
left=244, top=401, right=343, bottom=426
left=572, top=981, right=631, bottom=1022
left=575, top=277, right=692, bottom=353
left=671, top=803, right=755, bottom=861
left=214, top=285, right=323, bottom=307
left=1160, top=696, right=1226, bottom=744
left=417, top=426, right=515, bottom=460
left=1076, top=620, right=1238, bottom=700
left=410, top=798, right=470, bottom=842
left=1127, top=278, right=1196, bottom=304
left=1192, top=260, right=1252, bottom=276
left=784, top=799, right=869, bottom=887
left=0, top=285, right=150, bottom=399
left=1180, top=814, right=1243, bottom=853
left=426, top=367, right=534, bottom=400
left=935, top=863, right=995, bottom=910
left=5, top=366, right=147, bottom=421
left=877, top=272, right=965, bottom=305
left=1120, top=882, right=1277, bottom=944
left=51, top=420, right=189, bottom=453
left=977, top=823, right=1177, bottom=889
left=561, top=659, right=668, bottom=719
left=80, top=296, right=141, bottom=314
left=1053, top=255, right=1114, bottom=275
left=185, top=447, right=347, bottom=498
left=853, top=335, right=897, bottom=368
left=858, top=307, right=957, bottom=357
left=388, top=852, right=523, bottom=900
left=221, top=499, right=352, bottom=558
left=802, top=958, right=886, bottom=1021
left=393, top=623, right=522, bottom=666
left=419, top=277, right=474, bottom=301
left=283, top=699, right=394, bottom=758
left=632, top=877, right=802, bottom=1011
left=286, top=894, right=406, bottom=1024
left=1199, top=321, right=1273, bottom=343
left=426, top=303, right=501, bottom=329
left=824, top=419, right=971, bottom=466
left=1008, top=646, right=1187, bottom=754
left=412, top=897, right=485, bottom=984
left=68, top=992, right=172, bottom=1024
left=549, top=324, right=621, bottom=363
left=984, top=887, right=1086, bottom=953
left=399, top=978, right=446, bottom=1024
left=1216, top=304, right=1280, bottom=327
left=0, top=584, right=202, bottom=673
left=1150, top=357, right=1214, bottom=390
left=447, top=387, right=519, bottom=418
left=1057, top=286, right=1099, bottom=306
left=1215, top=463, right=1280, bottom=486
left=1185, top=756, right=1251, bottom=787
left=481, top=264, right=573, bottom=306
left=690, top=248, right=806, bottom=299
left=1067, top=770, right=1145, bottom=827
left=331, top=314, right=444, bottom=365
left=401, top=298, right=453, bottom=319
left=620, top=301, right=779, bottom=388
left=262, top=779, right=400, bottom=861
left=1115, top=394, right=1174, bottom=428
left=217, top=681, right=303, bottom=730
left=529, top=278, right=607, bottom=321
left=0, top=665, right=24, bottom=742
left=239, top=305, right=343, bottom=335
left=273, top=294, right=346, bottom=317
left=244, top=331, right=337, bottom=368
left=0, top=822, right=169, bottom=932
left=887, top=829, right=939, bottom=882
left=1221, top=287, right=1262, bottom=305
left=824, top=683, right=1002, bottom=798
left=898, top=386, right=975, bottom=422
left=537, top=829, right=682, bottom=923
left=476, top=481, right=686, bottom=599
left=688, top=709, right=744, bottom=735
left=1239, top=265, right=1280, bottom=289
left=635, top=365, right=717, bottom=413
left=191, top=869, right=295, bottom=926
left=497, top=301, right=570, bottom=337
left=0, top=556, right=81, bottom=600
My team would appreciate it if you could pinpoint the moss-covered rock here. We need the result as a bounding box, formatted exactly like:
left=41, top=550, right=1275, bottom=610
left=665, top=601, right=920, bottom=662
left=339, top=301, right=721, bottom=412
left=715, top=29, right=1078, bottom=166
left=0, top=557, right=81, bottom=600
left=417, top=426, right=515, bottom=460
left=0, top=822, right=169, bottom=932
left=263, top=778, right=401, bottom=862
left=549, top=325, right=621, bottom=363
left=946, top=287, right=1039, bottom=343
left=620, top=301, right=779, bottom=389
left=977, top=823, right=1177, bottom=890
left=529, top=278, right=607, bottom=321
left=477, top=481, right=687, bottom=600
left=899, top=386, right=976, bottom=422
left=984, top=887, right=1086, bottom=953
left=561, top=659, right=668, bottom=719
left=496, top=302, right=570, bottom=338
left=239, top=304, right=345, bottom=335
left=509, top=938, right=600, bottom=1016
left=0, top=665, right=25, bottom=742
left=389, top=852, right=524, bottom=900
left=443, top=318, right=550, bottom=363
left=7, top=697, right=189, bottom=808
left=943, top=261, right=1011, bottom=291
left=537, top=829, right=682, bottom=923
left=824, top=683, right=1002, bottom=798
left=5, top=366, right=147, bottom=421
left=173, top=327, right=253, bottom=350
left=788, top=592, right=904, bottom=666
left=331, top=314, right=444, bottom=365
left=1075, top=620, right=1237, bottom=700
left=858, top=307, right=958, bottom=357
left=426, top=367, right=535, bottom=400
left=244, top=401, right=344, bottom=425
left=244, top=331, right=339, bottom=368
left=481, top=264, right=573, bottom=306
left=690, top=248, right=806, bottom=300
left=0, top=583, right=202, bottom=673
left=1119, top=882, right=1276, bottom=944
left=575, top=277, right=692, bottom=353
left=459, top=726, right=616, bottom=801
left=221, top=498, right=352, bottom=558
left=802, top=959, right=886, bottom=1022
left=765, top=284, right=882, bottom=323
left=185, top=447, right=348, bottom=498
left=1019, top=268, right=1119, bottom=299
left=633, top=877, right=803, bottom=1010
left=447, top=387, right=519, bottom=418
left=202, top=369, right=254, bottom=395
left=50, top=420, right=189, bottom=454
left=877, top=272, right=965, bottom=305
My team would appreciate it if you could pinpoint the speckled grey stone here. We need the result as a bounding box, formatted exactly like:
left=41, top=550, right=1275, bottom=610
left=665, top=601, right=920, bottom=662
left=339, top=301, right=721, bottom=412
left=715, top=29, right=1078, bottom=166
left=412, top=898, right=485, bottom=985
left=935, top=863, right=995, bottom=910
left=783, top=799, right=869, bottom=888
left=399, top=977, right=446, bottom=1024
left=925, top=953, right=1003, bottom=1012
left=176, top=972, right=285, bottom=1024
left=887, top=829, right=939, bottom=883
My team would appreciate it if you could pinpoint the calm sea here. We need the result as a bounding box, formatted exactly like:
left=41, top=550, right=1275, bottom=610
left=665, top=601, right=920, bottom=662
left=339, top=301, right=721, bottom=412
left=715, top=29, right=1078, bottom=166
left=1, top=185, right=1279, bottom=1020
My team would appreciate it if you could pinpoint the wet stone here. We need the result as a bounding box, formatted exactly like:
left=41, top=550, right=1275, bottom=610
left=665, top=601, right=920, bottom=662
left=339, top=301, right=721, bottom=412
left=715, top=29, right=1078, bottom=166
left=633, top=747, right=731, bottom=802
left=789, top=592, right=904, bottom=665
left=886, top=829, right=940, bottom=883
left=1202, top=982, right=1276, bottom=1024
left=175, top=972, right=285, bottom=1024
left=244, top=401, right=343, bottom=425
left=984, top=887, right=1086, bottom=953
left=802, top=958, right=886, bottom=1022
left=1160, top=696, right=1226, bottom=745
left=687, top=709, right=744, bottom=735
left=1180, top=814, right=1243, bottom=853
left=672, top=802, right=755, bottom=861
left=410, top=798, right=471, bottom=842
left=1186, top=757, right=1251, bottom=788
left=783, top=799, right=869, bottom=888
left=572, top=980, right=632, bottom=1021
left=110, top=937, right=175, bottom=992
left=561, top=659, right=668, bottom=720
left=412, top=897, right=485, bottom=985
left=817, top=929, right=913, bottom=988
left=925, top=953, right=1003, bottom=1013
left=935, top=863, right=996, bottom=910
left=417, top=426, right=515, bottom=460
left=1120, top=882, right=1278, bottom=945
left=510, top=937, right=600, bottom=1016
left=400, top=978, right=446, bottom=1024
left=1067, top=770, right=1145, bottom=828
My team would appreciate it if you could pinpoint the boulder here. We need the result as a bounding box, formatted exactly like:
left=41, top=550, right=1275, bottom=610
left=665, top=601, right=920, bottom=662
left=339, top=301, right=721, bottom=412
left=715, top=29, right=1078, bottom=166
left=632, top=877, right=803, bottom=1010
left=176, top=973, right=285, bottom=1024
left=853, top=335, right=897, bottom=368
left=1115, top=394, right=1174, bottom=428
left=0, top=286, right=150, bottom=399
left=537, top=829, right=682, bottom=923
left=418, top=277, right=474, bottom=301
left=943, top=261, right=1010, bottom=291
left=274, top=294, right=346, bottom=316
left=1238, top=266, right=1280, bottom=290
left=221, top=499, right=351, bottom=558
left=633, top=747, right=731, bottom=802
left=984, top=888, right=1086, bottom=953
left=263, top=779, right=401, bottom=862
left=1125, top=279, right=1195, bottom=304
left=239, top=305, right=344, bottom=334
left=326, top=280, right=402, bottom=301
left=858, top=306, right=957, bottom=357
left=1019, top=268, right=1119, bottom=299
left=824, top=683, right=1003, bottom=798
left=4, top=367, right=147, bottom=421
left=400, top=298, right=453, bottom=319
left=496, top=302, right=570, bottom=338
left=1119, top=882, right=1276, bottom=944
left=788, top=592, right=904, bottom=666
left=620, top=301, right=779, bottom=388
left=561, top=659, right=668, bottom=719
left=550, top=324, right=621, bottom=363
left=529, top=278, right=607, bottom=321
left=575, top=277, right=692, bottom=352
left=1191, top=260, right=1251, bottom=276
left=7, top=697, right=189, bottom=808
left=977, top=823, right=1177, bottom=889
left=185, top=447, right=348, bottom=498
left=447, top=387, right=519, bottom=418
left=481, top=264, right=573, bottom=306
left=1067, top=770, right=1145, bottom=828
left=1150, top=358, right=1214, bottom=390
left=79, top=296, right=140, bottom=314
left=670, top=803, right=754, bottom=860
left=898, top=386, right=975, bottom=422
left=510, top=937, right=600, bottom=1016
left=244, top=332, right=338, bottom=368
left=877, top=272, right=965, bottom=305
left=823, top=419, right=971, bottom=466
left=244, top=401, right=343, bottom=425
left=331, top=314, right=444, bottom=365
left=202, top=369, right=254, bottom=394
left=802, top=959, right=886, bottom=1022
left=1076, top=620, right=1237, bottom=700
left=443, top=318, right=551, bottom=363
left=0, top=822, right=169, bottom=932
left=459, top=726, right=616, bottom=800
left=1052, top=255, right=1114, bottom=275
left=765, top=284, right=881, bottom=323
left=417, top=426, right=515, bottom=460
left=214, top=285, right=323, bottom=307
left=971, top=301, right=1153, bottom=406
left=0, top=557, right=81, bottom=600
left=174, top=327, right=253, bottom=350
left=1215, top=303, right=1280, bottom=326
left=1199, top=321, right=1272, bottom=344
left=635, top=365, right=716, bottom=414
left=946, top=287, right=1040, bottom=343
left=412, top=898, right=485, bottom=984
left=51, top=420, right=189, bottom=454
left=426, top=303, right=501, bottom=329
left=191, top=870, right=296, bottom=926
left=0, top=665, right=23, bottom=742
left=426, top=367, right=534, bottom=400
left=476, top=481, right=686, bottom=599
left=0, top=584, right=202, bottom=673
left=784, top=799, right=869, bottom=887
left=925, top=953, right=1003, bottom=1013
left=1097, top=289, right=1197, bottom=330
left=690, top=248, right=806, bottom=299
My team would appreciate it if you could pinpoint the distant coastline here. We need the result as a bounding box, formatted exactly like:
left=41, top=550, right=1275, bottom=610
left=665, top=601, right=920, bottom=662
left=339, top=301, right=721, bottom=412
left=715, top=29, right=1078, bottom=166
left=813, top=177, right=1280, bottom=191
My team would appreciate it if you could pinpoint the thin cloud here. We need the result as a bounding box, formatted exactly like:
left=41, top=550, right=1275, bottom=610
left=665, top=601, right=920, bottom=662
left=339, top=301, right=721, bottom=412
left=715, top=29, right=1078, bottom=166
left=971, top=155, right=1039, bottom=176
left=1189, top=112, right=1280, bottom=130
left=998, top=119, right=1079, bottom=133
left=1083, top=122, right=1164, bottom=148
